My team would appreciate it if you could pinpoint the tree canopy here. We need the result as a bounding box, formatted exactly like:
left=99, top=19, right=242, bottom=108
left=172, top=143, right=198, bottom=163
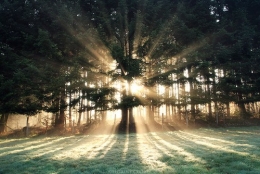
left=1, top=0, right=260, bottom=131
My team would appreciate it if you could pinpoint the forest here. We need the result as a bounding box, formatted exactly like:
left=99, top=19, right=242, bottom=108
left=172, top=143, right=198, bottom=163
left=1, top=0, right=260, bottom=134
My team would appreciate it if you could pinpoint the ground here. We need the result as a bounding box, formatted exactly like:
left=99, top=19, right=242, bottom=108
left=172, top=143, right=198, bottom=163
left=0, top=125, right=260, bottom=174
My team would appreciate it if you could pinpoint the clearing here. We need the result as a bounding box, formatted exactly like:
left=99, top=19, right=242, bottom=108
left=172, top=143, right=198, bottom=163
left=0, top=126, right=260, bottom=174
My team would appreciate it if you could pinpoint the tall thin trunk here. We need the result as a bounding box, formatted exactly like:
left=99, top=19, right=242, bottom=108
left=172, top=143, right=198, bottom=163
left=238, top=93, right=249, bottom=119
left=86, top=108, right=90, bottom=124
left=226, top=102, right=230, bottom=118
left=0, top=113, right=9, bottom=133
left=69, top=89, right=72, bottom=127
left=102, top=111, right=107, bottom=122
left=147, top=105, right=155, bottom=123
left=213, top=71, right=218, bottom=124
left=25, top=116, right=29, bottom=137
left=77, top=94, right=83, bottom=126
left=206, top=76, right=212, bottom=120
left=55, top=89, right=66, bottom=128
left=185, top=105, right=189, bottom=126
left=188, top=67, right=195, bottom=119
left=177, top=82, right=182, bottom=120
left=165, top=86, right=170, bottom=120
left=54, top=98, right=59, bottom=126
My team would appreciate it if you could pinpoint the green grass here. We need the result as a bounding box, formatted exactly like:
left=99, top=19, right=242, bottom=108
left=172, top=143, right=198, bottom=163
left=1, top=127, right=260, bottom=174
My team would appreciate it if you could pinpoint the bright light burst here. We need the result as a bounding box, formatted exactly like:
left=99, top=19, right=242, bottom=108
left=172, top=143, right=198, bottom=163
left=130, top=79, right=143, bottom=95
left=50, top=1, right=215, bottom=128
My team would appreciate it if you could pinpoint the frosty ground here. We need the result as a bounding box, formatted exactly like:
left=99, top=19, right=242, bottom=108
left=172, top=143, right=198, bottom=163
left=0, top=126, right=260, bottom=174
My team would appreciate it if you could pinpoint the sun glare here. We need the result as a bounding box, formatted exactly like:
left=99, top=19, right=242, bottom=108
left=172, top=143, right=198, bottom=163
left=130, top=79, right=142, bottom=94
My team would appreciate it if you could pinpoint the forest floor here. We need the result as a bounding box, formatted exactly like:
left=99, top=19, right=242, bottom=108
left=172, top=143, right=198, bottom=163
left=0, top=123, right=260, bottom=174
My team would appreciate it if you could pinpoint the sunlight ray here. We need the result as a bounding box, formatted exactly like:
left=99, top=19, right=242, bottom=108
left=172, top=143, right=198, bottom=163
left=178, top=131, right=254, bottom=148
left=225, top=130, right=260, bottom=135
left=55, top=9, right=115, bottom=72
left=146, top=19, right=174, bottom=59
left=136, top=134, right=171, bottom=171
left=0, top=137, right=57, bottom=150
left=134, top=115, right=149, bottom=133
left=87, top=134, right=116, bottom=159
left=133, top=0, right=147, bottom=53
left=52, top=135, right=114, bottom=160
left=0, top=139, right=24, bottom=146
left=19, top=137, right=90, bottom=159
left=0, top=137, right=72, bottom=157
left=146, top=37, right=207, bottom=81
left=29, top=147, right=64, bottom=159
left=150, top=132, right=204, bottom=163
left=122, top=134, right=129, bottom=160
left=1, top=127, right=260, bottom=173
left=98, top=139, right=117, bottom=159
left=174, top=132, right=250, bottom=157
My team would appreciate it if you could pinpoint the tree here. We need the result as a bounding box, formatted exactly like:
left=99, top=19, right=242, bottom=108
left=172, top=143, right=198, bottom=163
left=80, top=0, right=176, bottom=125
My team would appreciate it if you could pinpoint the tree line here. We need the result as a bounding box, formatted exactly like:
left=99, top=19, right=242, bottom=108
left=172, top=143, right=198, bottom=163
left=1, top=0, right=260, bottom=133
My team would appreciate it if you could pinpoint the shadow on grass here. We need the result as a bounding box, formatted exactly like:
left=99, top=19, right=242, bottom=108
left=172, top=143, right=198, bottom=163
left=0, top=118, right=160, bottom=173
left=150, top=128, right=260, bottom=173
left=1, top=124, right=260, bottom=174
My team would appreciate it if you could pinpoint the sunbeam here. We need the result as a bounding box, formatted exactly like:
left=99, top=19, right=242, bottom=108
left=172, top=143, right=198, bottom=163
left=174, top=131, right=250, bottom=157
left=150, top=132, right=204, bottom=163
left=136, top=134, right=172, bottom=171
left=122, top=134, right=129, bottom=160
left=0, top=136, right=72, bottom=157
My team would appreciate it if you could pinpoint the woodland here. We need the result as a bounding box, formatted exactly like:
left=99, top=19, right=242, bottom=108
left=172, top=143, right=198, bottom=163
left=1, top=0, right=260, bottom=134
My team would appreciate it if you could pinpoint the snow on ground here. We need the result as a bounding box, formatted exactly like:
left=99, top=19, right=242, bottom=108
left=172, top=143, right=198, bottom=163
left=0, top=127, right=260, bottom=174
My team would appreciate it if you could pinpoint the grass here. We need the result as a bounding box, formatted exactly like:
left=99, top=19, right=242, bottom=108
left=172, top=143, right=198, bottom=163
left=0, top=126, right=260, bottom=174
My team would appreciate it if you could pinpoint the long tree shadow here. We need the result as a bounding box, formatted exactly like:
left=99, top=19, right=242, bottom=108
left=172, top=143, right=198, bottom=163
left=0, top=136, right=70, bottom=155
left=2, top=120, right=259, bottom=173
left=81, top=117, right=147, bottom=173
left=45, top=117, right=152, bottom=173
left=0, top=117, right=160, bottom=173
left=150, top=129, right=260, bottom=173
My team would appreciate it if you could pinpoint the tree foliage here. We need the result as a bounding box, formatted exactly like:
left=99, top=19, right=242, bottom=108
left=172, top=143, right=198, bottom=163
left=1, top=0, right=260, bottom=132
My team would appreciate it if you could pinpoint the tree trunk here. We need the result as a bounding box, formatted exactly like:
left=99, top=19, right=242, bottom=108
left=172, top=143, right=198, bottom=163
left=165, top=86, right=169, bottom=120
left=215, top=103, right=219, bottom=125
left=206, top=76, right=212, bottom=121
left=57, top=108, right=65, bottom=128
left=188, top=67, right=196, bottom=119
left=69, top=89, right=72, bottom=128
left=121, top=106, right=128, bottom=124
left=238, top=102, right=248, bottom=119
left=0, top=113, right=9, bottom=133
left=78, top=111, right=82, bottom=126
left=77, top=94, right=84, bottom=126
left=55, top=89, right=66, bottom=128
left=121, top=83, right=128, bottom=124
left=172, top=105, right=176, bottom=120
left=226, top=102, right=230, bottom=118
left=129, top=107, right=134, bottom=124
left=185, top=105, right=189, bottom=127
left=86, top=108, right=90, bottom=124
left=102, top=111, right=107, bottom=122
left=166, top=104, right=171, bottom=121
left=213, top=72, right=218, bottom=124
left=238, top=93, right=249, bottom=119
left=25, top=116, right=29, bottom=137
left=147, top=105, right=155, bottom=123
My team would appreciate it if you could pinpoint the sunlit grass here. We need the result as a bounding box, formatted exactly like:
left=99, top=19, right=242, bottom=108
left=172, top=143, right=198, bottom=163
left=1, top=127, right=260, bottom=173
